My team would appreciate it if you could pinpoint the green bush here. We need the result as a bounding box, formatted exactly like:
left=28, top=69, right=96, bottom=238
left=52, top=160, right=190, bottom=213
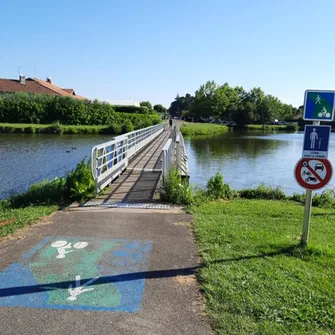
left=284, top=123, right=299, bottom=131
left=66, top=159, right=95, bottom=201
left=160, top=169, right=194, bottom=205
left=206, top=172, right=234, bottom=200
left=112, top=105, right=153, bottom=114
left=312, top=190, right=335, bottom=208
left=290, top=192, right=305, bottom=204
left=239, top=184, right=287, bottom=200
left=122, top=120, right=134, bottom=133
left=290, top=190, right=335, bottom=209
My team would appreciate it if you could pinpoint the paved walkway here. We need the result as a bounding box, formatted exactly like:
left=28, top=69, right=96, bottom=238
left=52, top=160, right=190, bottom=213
left=0, top=208, right=212, bottom=335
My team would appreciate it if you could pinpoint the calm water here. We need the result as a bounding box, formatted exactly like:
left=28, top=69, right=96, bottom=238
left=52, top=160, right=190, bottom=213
left=185, top=131, right=335, bottom=195
left=0, top=134, right=112, bottom=199
left=1, top=131, right=334, bottom=200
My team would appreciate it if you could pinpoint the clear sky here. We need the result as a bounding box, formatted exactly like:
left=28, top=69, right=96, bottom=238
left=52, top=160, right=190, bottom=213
left=1, top=0, right=334, bottom=108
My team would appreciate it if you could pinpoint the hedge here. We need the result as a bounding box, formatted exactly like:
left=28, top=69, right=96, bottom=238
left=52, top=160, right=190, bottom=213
left=0, top=92, right=159, bottom=125
left=111, top=105, right=154, bottom=114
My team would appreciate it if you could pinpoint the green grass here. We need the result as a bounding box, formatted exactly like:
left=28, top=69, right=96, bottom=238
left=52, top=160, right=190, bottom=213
left=192, top=199, right=335, bottom=334
left=180, top=122, right=228, bottom=136
left=247, top=124, right=299, bottom=132
left=0, top=202, right=58, bottom=237
left=0, top=123, right=113, bottom=135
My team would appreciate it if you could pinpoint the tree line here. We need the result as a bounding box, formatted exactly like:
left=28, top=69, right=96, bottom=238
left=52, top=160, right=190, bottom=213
left=168, top=80, right=303, bottom=126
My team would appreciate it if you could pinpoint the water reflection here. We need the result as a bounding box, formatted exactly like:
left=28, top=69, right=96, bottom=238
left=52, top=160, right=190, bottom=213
left=185, top=131, right=335, bottom=195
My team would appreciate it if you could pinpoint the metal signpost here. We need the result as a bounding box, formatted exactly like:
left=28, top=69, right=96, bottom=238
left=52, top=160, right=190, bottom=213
left=295, top=90, right=335, bottom=245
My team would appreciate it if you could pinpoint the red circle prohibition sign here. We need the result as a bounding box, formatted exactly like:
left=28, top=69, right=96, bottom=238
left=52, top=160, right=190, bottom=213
left=294, top=158, right=333, bottom=190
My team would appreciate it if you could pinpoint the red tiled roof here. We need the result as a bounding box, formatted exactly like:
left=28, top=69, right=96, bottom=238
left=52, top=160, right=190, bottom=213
left=62, top=89, right=75, bottom=94
left=0, top=77, right=87, bottom=100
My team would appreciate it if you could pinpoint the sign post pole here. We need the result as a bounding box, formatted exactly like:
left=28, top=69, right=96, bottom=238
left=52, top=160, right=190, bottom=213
left=301, top=121, right=320, bottom=246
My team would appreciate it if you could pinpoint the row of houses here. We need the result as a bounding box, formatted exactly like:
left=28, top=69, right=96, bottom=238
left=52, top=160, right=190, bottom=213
left=0, top=75, right=87, bottom=100
left=0, top=75, right=140, bottom=107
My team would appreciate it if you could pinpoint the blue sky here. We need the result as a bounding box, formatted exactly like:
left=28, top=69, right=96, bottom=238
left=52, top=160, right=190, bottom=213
left=1, top=0, right=335, bottom=108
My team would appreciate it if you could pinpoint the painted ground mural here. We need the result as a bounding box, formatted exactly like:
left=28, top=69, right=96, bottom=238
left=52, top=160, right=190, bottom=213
left=0, top=236, right=152, bottom=312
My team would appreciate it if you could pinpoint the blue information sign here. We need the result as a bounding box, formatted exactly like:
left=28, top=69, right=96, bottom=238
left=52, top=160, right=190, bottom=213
left=303, top=90, right=335, bottom=121
left=302, top=125, right=331, bottom=158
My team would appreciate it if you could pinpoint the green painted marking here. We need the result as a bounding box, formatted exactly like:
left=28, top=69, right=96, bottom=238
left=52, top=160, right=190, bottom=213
left=309, top=93, right=332, bottom=118
left=29, top=238, right=121, bottom=307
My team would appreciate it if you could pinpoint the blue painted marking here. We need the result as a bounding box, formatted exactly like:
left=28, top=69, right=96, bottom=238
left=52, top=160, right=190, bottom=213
left=0, top=236, right=152, bottom=312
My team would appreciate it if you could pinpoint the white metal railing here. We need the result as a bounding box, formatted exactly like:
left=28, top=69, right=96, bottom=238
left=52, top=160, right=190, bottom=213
left=162, top=138, right=173, bottom=180
left=91, top=124, right=164, bottom=195
left=176, top=130, right=189, bottom=177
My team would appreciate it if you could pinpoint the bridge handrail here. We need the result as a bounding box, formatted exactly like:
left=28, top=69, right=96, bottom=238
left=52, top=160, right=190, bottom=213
left=91, top=123, right=164, bottom=195
left=175, top=130, right=189, bottom=177
left=162, top=138, right=173, bottom=180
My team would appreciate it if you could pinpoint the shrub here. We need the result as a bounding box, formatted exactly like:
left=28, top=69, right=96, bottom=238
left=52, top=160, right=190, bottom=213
left=206, top=172, right=234, bottom=200
left=312, top=190, right=335, bottom=208
left=285, top=124, right=299, bottom=131
left=66, top=159, right=95, bottom=201
left=160, top=169, right=194, bottom=205
left=239, top=184, right=287, bottom=200
left=122, top=120, right=134, bottom=133
left=290, top=192, right=305, bottom=204
left=112, top=105, right=151, bottom=114
left=290, top=190, right=335, bottom=209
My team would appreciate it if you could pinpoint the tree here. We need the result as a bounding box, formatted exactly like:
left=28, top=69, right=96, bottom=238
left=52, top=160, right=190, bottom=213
left=140, top=101, right=152, bottom=110
left=168, top=94, right=194, bottom=118
left=231, top=101, right=255, bottom=126
left=153, top=104, right=167, bottom=114
left=190, top=81, right=218, bottom=118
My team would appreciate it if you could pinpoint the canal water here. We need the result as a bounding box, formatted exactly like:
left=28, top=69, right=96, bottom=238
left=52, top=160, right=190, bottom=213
left=0, top=134, right=111, bottom=200
left=185, top=131, right=335, bottom=195
left=1, top=131, right=334, bottom=199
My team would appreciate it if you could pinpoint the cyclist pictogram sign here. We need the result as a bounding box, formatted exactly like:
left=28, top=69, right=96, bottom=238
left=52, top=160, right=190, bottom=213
left=294, top=158, right=333, bottom=190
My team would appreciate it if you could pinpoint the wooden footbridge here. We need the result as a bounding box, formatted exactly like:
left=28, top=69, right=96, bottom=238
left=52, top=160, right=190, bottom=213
left=82, top=122, right=189, bottom=209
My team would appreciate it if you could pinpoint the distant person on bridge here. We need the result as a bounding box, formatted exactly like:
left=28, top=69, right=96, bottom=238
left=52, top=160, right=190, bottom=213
left=169, top=118, right=173, bottom=128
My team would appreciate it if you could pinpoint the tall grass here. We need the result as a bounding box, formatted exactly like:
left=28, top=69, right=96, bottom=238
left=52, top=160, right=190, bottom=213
left=180, top=122, right=228, bottom=136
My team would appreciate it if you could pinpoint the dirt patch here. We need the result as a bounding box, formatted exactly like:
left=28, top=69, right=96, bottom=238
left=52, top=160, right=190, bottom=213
left=0, top=218, right=16, bottom=228
left=173, top=221, right=191, bottom=227
left=0, top=212, right=57, bottom=243
left=174, top=274, right=197, bottom=286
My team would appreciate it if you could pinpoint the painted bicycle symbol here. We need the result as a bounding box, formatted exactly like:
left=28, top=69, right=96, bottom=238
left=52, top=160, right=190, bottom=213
left=51, top=240, right=88, bottom=259
left=318, top=106, right=331, bottom=118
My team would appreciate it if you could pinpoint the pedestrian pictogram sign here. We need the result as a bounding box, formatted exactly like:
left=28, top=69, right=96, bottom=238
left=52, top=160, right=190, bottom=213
left=294, top=158, right=333, bottom=190
left=302, top=125, right=331, bottom=158
left=303, top=90, right=335, bottom=121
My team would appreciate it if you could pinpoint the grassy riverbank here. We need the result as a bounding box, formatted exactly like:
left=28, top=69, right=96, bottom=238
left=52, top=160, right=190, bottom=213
left=180, top=122, right=299, bottom=136
left=0, top=118, right=160, bottom=135
left=161, top=171, right=335, bottom=334
left=180, top=122, right=228, bottom=135
left=0, top=123, right=114, bottom=134
left=192, top=199, right=335, bottom=335
left=247, top=124, right=299, bottom=131
left=0, top=160, right=95, bottom=237
left=0, top=203, right=58, bottom=237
